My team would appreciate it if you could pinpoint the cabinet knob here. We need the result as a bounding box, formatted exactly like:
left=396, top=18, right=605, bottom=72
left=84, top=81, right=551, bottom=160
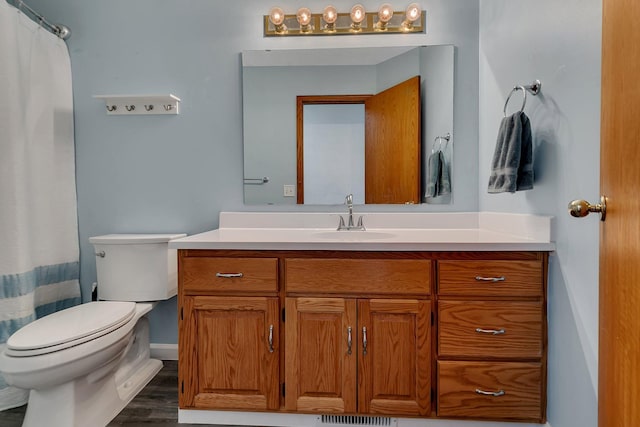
left=347, top=326, right=353, bottom=355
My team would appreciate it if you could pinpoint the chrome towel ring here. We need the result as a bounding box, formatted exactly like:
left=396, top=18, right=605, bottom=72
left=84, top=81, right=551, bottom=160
left=503, top=79, right=542, bottom=117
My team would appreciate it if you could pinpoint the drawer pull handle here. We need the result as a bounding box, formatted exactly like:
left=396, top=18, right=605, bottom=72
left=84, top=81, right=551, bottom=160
left=475, top=388, right=505, bottom=397
left=362, top=326, right=368, bottom=356
left=347, top=326, right=353, bottom=355
left=215, top=272, right=244, bottom=278
left=268, top=325, right=274, bottom=353
left=475, top=276, right=506, bottom=282
left=475, top=327, right=506, bottom=335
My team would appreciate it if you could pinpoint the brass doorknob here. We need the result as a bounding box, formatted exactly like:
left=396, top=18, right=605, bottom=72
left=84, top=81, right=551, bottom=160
left=568, top=196, right=607, bottom=221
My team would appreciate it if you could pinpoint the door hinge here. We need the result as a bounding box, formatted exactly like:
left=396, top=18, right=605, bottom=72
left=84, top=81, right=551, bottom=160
left=282, top=383, right=286, bottom=397
left=282, top=308, right=285, bottom=322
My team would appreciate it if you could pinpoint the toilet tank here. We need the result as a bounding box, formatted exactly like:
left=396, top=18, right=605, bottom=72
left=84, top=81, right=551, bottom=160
left=89, top=234, right=186, bottom=302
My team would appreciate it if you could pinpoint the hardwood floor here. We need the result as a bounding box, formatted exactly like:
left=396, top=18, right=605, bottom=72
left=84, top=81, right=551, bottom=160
left=0, top=361, right=258, bottom=427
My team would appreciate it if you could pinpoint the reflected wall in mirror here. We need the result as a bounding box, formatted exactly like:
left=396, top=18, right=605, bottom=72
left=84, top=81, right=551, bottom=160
left=242, top=45, right=454, bottom=205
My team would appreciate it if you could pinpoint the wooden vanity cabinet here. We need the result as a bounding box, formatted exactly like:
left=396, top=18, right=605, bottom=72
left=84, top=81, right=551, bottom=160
left=178, top=249, right=548, bottom=423
left=436, top=255, right=548, bottom=423
left=178, top=252, right=280, bottom=411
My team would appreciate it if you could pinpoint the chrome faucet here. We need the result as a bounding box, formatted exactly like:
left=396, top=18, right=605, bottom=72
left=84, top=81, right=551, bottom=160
left=337, top=194, right=365, bottom=231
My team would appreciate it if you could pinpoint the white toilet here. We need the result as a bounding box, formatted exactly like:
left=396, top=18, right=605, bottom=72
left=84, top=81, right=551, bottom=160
left=0, top=233, right=185, bottom=427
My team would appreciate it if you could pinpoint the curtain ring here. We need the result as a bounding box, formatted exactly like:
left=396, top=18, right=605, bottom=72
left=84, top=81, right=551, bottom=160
left=503, top=85, right=527, bottom=117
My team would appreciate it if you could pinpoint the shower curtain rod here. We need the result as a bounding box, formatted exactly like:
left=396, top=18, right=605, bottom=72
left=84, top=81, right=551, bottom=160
left=11, top=0, right=70, bottom=39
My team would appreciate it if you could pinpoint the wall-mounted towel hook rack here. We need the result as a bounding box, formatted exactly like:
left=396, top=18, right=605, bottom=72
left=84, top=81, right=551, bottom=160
left=503, top=79, right=542, bottom=117
left=94, top=94, right=180, bottom=115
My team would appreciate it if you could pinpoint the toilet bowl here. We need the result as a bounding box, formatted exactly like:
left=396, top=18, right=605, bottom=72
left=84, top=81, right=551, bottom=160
left=0, top=233, right=185, bottom=427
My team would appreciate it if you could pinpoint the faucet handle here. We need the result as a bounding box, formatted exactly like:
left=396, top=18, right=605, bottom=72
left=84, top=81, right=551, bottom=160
left=356, top=216, right=365, bottom=230
left=337, top=216, right=346, bottom=230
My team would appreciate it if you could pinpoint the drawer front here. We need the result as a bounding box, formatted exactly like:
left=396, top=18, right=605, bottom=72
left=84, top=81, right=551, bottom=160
left=181, top=257, right=278, bottom=293
left=438, top=300, right=543, bottom=358
left=285, top=258, right=431, bottom=295
left=437, top=360, right=543, bottom=422
left=438, top=260, right=543, bottom=297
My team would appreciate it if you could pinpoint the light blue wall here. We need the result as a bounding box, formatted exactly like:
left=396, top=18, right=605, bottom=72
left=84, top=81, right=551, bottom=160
left=479, top=1, right=602, bottom=426
left=27, top=0, right=479, bottom=346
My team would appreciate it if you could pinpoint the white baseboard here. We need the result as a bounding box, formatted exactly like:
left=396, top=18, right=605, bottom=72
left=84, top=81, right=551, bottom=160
left=150, top=343, right=178, bottom=360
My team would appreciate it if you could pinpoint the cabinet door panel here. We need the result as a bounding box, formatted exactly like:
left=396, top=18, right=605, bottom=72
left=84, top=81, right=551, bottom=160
left=286, top=297, right=357, bottom=413
left=179, top=296, right=279, bottom=410
left=358, top=299, right=431, bottom=416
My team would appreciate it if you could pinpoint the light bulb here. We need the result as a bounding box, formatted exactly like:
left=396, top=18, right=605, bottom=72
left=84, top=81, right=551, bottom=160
left=323, top=5, right=338, bottom=32
left=402, top=3, right=421, bottom=31
left=296, top=7, right=312, bottom=26
left=350, top=4, right=365, bottom=23
left=323, top=5, right=337, bottom=24
left=269, top=7, right=285, bottom=26
left=405, top=3, right=421, bottom=22
left=350, top=4, right=366, bottom=31
left=378, top=3, right=393, bottom=23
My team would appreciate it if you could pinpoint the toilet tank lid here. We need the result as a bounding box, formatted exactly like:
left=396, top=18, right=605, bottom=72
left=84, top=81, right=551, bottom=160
left=89, top=233, right=186, bottom=244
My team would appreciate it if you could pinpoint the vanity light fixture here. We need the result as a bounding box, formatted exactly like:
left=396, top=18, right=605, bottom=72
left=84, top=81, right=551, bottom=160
left=263, top=3, right=426, bottom=37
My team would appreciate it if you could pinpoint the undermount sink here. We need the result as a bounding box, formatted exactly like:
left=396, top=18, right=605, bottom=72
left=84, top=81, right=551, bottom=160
left=313, top=231, right=396, bottom=240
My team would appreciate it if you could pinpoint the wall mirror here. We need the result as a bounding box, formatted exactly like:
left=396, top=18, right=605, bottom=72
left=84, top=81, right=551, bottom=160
left=242, top=45, right=454, bottom=205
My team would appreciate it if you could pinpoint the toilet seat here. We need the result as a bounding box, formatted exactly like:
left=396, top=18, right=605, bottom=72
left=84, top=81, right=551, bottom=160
left=5, top=301, right=136, bottom=357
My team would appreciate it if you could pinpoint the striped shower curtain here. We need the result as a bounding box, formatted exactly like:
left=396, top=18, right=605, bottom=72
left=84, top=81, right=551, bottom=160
left=0, top=0, right=81, bottom=410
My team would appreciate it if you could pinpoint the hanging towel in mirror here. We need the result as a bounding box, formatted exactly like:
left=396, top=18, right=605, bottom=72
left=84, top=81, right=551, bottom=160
left=488, top=111, right=533, bottom=193
left=425, top=151, right=451, bottom=198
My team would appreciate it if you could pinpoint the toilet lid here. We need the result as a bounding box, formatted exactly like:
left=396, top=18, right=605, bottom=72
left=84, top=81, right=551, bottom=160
left=6, top=301, right=136, bottom=357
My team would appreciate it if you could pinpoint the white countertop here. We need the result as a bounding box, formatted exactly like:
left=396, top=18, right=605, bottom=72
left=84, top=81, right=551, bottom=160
left=169, top=212, right=555, bottom=252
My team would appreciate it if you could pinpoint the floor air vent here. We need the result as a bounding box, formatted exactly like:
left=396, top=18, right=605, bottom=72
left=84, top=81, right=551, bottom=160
left=317, top=415, right=397, bottom=426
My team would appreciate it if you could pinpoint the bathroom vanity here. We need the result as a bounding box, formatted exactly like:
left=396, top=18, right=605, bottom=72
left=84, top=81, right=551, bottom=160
left=170, top=212, right=554, bottom=426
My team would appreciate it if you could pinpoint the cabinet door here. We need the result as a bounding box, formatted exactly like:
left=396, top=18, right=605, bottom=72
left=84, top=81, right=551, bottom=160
left=358, top=299, right=431, bottom=416
left=179, top=296, right=279, bottom=410
left=285, top=297, right=357, bottom=413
